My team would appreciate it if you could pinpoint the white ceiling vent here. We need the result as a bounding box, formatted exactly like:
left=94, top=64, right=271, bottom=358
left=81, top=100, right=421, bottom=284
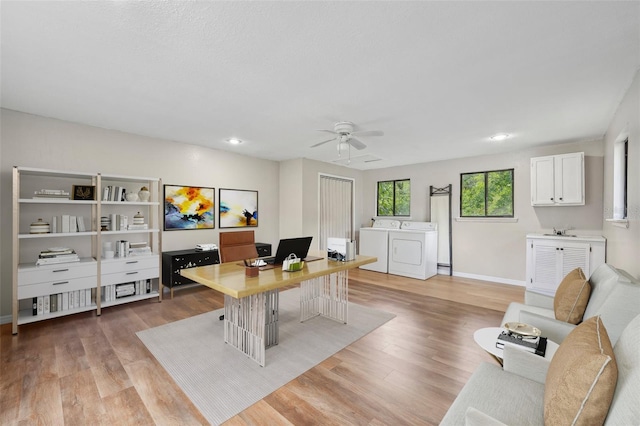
left=331, top=154, right=383, bottom=166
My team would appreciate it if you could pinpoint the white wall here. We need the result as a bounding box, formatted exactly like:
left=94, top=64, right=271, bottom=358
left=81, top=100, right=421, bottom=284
left=279, top=159, right=304, bottom=238
left=0, top=109, right=280, bottom=319
left=361, top=139, right=605, bottom=284
left=602, top=69, right=640, bottom=278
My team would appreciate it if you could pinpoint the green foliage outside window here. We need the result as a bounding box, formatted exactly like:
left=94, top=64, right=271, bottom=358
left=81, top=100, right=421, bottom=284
left=377, top=179, right=410, bottom=216
left=461, top=169, right=513, bottom=217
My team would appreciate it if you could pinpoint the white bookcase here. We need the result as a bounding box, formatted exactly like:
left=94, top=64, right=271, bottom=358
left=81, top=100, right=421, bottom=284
left=12, top=166, right=163, bottom=334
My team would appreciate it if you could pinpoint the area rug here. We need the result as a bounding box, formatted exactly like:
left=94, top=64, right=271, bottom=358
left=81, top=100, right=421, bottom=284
left=137, top=288, right=395, bottom=425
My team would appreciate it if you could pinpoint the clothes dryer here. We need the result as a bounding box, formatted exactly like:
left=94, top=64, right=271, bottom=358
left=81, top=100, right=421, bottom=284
left=358, top=219, right=401, bottom=273
left=388, top=221, right=438, bottom=280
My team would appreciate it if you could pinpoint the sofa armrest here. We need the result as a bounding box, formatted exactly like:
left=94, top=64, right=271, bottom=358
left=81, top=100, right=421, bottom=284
left=519, top=311, right=576, bottom=344
left=465, top=407, right=508, bottom=426
left=502, top=345, right=550, bottom=384
left=524, top=290, right=554, bottom=309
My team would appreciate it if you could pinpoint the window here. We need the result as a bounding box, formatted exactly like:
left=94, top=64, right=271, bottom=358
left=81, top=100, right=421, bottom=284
left=460, top=169, right=514, bottom=217
left=613, top=137, right=628, bottom=220
left=377, top=179, right=410, bottom=216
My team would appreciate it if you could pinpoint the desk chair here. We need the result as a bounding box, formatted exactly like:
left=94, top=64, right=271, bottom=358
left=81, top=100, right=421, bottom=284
left=218, top=230, right=259, bottom=320
left=219, top=230, right=258, bottom=263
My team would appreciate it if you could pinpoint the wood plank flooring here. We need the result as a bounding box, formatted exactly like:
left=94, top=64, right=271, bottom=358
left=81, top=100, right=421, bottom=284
left=1, top=270, right=524, bottom=425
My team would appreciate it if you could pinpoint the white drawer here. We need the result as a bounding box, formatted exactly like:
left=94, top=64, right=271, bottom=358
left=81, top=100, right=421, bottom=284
left=101, top=267, right=159, bottom=286
left=18, top=276, right=96, bottom=299
left=100, top=256, right=159, bottom=274
left=18, top=262, right=97, bottom=286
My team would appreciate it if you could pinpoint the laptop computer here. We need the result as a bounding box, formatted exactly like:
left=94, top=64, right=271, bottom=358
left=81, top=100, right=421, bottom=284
left=263, top=236, right=313, bottom=265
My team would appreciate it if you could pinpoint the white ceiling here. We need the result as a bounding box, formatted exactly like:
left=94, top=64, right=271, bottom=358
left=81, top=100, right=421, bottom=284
left=2, top=1, right=639, bottom=170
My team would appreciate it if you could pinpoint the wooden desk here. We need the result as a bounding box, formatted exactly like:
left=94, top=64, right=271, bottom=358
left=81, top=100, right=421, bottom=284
left=180, top=252, right=376, bottom=366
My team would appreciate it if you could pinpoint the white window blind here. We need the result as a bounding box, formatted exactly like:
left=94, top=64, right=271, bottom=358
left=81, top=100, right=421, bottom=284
left=319, top=175, right=354, bottom=251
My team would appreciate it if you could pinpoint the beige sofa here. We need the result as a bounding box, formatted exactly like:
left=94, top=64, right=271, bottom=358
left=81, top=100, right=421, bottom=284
left=501, top=263, right=640, bottom=344
left=440, top=313, right=640, bottom=425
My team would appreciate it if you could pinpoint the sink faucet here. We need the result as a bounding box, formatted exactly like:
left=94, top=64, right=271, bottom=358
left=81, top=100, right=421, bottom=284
left=553, top=227, right=565, bottom=236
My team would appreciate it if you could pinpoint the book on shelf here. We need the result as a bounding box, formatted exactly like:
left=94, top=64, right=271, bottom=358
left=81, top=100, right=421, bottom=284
left=33, top=189, right=70, bottom=199
left=77, top=216, right=86, bottom=232
left=39, top=246, right=75, bottom=255
left=127, top=224, right=149, bottom=230
left=129, top=247, right=152, bottom=256
left=36, top=247, right=80, bottom=265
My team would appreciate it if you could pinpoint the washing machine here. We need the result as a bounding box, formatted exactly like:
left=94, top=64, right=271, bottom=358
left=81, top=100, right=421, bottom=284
left=358, top=219, right=401, bottom=273
left=388, top=221, right=438, bottom=280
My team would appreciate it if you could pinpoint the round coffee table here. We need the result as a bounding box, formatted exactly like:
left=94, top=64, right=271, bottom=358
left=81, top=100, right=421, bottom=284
left=474, top=327, right=559, bottom=365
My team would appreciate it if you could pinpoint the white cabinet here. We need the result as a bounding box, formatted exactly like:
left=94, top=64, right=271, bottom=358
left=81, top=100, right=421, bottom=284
left=525, top=234, right=606, bottom=296
left=531, top=152, right=584, bottom=206
left=12, top=167, right=162, bottom=334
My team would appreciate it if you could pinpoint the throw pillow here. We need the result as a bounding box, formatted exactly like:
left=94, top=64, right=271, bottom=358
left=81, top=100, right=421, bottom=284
left=544, top=316, right=618, bottom=426
left=554, top=267, right=591, bottom=324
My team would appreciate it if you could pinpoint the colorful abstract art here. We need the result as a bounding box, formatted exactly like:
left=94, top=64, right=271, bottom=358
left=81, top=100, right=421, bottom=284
left=164, top=185, right=215, bottom=230
left=219, top=189, right=258, bottom=228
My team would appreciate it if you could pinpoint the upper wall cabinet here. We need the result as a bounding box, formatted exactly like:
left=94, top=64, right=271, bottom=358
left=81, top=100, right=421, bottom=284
left=530, top=152, right=584, bottom=206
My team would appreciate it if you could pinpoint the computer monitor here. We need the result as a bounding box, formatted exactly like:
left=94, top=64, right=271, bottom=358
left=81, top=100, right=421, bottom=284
left=269, top=236, right=313, bottom=265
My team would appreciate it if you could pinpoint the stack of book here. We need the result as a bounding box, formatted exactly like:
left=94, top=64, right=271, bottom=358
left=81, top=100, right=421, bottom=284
left=496, top=331, right=547, bottom=357
left=129, top=242, right=152, bottom=256
left=36, top=247, right=80, bottom=265
left=33, top=189, right=70, bottom=199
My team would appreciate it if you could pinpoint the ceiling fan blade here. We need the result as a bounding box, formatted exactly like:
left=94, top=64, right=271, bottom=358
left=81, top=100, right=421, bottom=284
left=349, top=137, right=367, bottom=150
left=310, top=137, right=338, bottom=148
left=315, top=129, right=338, bottom=134
left=351, top=130, right=384, bottom=137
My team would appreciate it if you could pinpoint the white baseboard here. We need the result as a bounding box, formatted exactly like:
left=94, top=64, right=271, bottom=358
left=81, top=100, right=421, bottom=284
left=0, top=314, right=13, bottom=325
left=448, top=271, right=526, bottom=287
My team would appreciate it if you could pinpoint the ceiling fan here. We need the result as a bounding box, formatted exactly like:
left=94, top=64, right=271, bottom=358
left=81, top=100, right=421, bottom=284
left=310, top=121, right=384, bottom=152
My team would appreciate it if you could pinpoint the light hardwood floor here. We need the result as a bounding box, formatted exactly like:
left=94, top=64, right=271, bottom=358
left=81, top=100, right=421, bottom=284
left=1, top=270, right=524, bottom=425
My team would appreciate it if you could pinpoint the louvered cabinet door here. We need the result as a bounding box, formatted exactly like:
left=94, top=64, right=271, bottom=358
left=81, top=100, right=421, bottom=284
left=528, top=239, right=590, bottom=297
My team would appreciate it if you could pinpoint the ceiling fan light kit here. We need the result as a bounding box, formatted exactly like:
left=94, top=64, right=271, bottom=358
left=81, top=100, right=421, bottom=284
left=310, top=121, right=384, bottom=153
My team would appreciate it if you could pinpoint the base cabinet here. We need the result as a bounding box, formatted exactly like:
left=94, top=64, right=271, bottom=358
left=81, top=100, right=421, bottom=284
left=526, top=234, right=606, bottom=296
left=162, top=249, right=220, bottom=297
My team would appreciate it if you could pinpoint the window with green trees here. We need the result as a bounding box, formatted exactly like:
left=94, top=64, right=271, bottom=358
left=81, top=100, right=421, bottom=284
left=377, top=179, right=410, bottom=216
left=460, top=169, right=513, bottom=217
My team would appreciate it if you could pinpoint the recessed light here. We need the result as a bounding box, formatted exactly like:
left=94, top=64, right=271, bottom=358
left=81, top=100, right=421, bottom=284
left=490, top=133, right=511, bottom=141
left=227, top=138, right=242, bottom=145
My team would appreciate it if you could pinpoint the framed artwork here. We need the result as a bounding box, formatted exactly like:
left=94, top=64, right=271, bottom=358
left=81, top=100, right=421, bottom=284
left=164, top=185, right=215, bottom=230
left=219, top=189, right=258, bottom=228
left=72, top=185, right=96, bottom=200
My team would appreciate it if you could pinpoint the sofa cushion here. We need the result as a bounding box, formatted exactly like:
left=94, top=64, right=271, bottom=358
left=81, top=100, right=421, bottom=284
left=606, top=313, right=640, bottom=424
left=544, top=316, right=618, bottom=426
left=439, top=362, right=545, bottom=426
left=554, top=267, right=591, bottom=324
left=583, top=264, right=621, bottom=318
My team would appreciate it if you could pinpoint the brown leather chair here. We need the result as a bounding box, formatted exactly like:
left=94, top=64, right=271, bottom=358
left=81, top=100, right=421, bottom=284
left=219, top=230, right=259, bottom=263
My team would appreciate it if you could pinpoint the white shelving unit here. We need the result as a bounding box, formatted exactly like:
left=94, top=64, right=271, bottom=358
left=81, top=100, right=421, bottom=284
left=12, top=166, right=162, bottom=334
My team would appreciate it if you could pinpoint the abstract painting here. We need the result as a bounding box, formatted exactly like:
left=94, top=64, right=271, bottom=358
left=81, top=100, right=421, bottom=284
left=164, top=185, right=214, bottom=230
left=219, top=189, right=258, bottom=228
